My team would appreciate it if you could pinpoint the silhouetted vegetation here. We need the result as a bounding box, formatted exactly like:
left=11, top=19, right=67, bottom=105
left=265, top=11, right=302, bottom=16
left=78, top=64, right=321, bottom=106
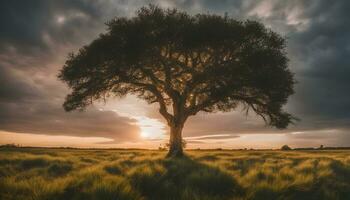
left=1, top=147, right=349, bottom=199
left=281, top=145, right=292, bottom=151
left=293, top=146, right=350, bottom=150
left=0, top=144, right=19, bottom=148
left=58, top=5, right=296, bottom=157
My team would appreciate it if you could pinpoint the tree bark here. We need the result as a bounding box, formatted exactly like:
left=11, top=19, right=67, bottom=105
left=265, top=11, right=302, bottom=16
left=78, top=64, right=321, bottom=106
left=167, top=123, right=184, bottom=157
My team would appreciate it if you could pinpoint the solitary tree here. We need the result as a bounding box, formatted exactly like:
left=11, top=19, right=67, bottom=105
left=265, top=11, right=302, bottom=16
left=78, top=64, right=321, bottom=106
left=59, top=5, right=295, bottom=157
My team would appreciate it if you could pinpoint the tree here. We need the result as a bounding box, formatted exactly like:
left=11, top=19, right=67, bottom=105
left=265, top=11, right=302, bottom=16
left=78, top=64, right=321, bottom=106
left=281, top=145, right=292, bottom=151
left=58, top=5, right=295, bottom=157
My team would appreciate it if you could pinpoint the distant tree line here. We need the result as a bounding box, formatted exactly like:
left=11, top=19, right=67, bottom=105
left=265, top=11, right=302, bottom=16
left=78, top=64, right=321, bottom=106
left=280, top=144, right=350, bottom=151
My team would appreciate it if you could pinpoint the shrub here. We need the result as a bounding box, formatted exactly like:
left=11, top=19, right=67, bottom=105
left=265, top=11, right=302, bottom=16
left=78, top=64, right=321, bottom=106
left=281, top=145, right=292, bottom=151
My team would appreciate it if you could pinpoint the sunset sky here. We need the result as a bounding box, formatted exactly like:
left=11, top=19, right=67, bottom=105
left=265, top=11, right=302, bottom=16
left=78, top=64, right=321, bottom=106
left=1, top=0, right=349, bottom=149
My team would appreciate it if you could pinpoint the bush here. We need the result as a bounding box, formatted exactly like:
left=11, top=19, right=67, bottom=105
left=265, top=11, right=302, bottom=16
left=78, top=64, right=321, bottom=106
left=281, top=145, right=292, bottom=151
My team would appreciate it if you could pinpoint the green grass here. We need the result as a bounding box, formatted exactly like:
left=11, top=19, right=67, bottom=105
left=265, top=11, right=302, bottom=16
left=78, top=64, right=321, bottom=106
left=0, top=148, right=349, bottom=200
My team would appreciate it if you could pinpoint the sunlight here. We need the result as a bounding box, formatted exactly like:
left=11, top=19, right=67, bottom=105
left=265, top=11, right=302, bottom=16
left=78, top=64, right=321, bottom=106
left=56, top=15, right=66, bottom=24
left=0, top=131, right=113, bottom=147
left=104, top=97, right=167, bottom=140
left=140, top=130, right=150, bottom=138
left=136, top=116, right=166, bottom=139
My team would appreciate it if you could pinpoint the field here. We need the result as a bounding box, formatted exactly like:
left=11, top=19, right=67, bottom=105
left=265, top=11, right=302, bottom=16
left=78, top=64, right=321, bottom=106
left=0, top=148, right=349, bottom=200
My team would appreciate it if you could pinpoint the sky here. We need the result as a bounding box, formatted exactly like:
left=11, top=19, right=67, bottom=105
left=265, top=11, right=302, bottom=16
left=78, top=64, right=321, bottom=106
left=0, top=0, right=349, bottom=149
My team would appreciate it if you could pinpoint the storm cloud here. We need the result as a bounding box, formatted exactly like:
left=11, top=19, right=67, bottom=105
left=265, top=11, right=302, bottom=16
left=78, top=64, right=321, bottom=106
left=0, top=0, right=349, bottom=146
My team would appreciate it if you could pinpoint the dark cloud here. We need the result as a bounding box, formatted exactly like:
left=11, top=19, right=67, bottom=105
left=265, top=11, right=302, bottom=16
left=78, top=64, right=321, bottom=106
left=0, top=0, right=349, bottom=146
left=0, top=101, right=139, bottom=141
left=0, top=0, right=144, bottom=143
left=0, top=55, right=140, bottom=143
left=0, top=67, right=40, bottom=101
left=0, top=0, right=105, bottom=54
left=180, top=0, right=350, bottom=136
left=0, top=56, right=140, bottom=143
left=286, top=1, right=350, bottom=124
left=183, top=112, right=268, bottom=136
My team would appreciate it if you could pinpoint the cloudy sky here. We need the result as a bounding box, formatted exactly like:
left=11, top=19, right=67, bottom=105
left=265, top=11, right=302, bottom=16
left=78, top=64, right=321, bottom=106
left=1, top=0, right=349, bottom=149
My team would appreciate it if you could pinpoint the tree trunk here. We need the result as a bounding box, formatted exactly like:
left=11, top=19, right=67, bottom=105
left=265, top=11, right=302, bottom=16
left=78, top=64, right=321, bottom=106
left=167, top=123, right=184, bottom=157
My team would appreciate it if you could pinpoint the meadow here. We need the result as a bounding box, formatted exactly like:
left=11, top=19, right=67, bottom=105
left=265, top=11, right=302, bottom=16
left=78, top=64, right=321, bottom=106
left=0, top=147, right=349, bottom=200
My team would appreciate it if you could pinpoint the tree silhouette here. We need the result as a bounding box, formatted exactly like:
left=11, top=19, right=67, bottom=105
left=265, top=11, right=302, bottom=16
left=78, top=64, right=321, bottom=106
left=281, top=145, right=292, bottom=151
left=59, top=5, right=295, bottom=157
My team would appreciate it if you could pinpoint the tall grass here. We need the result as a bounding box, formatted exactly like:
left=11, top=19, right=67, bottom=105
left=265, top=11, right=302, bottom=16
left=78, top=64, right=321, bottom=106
left=0, top=148, right=349, bottom=200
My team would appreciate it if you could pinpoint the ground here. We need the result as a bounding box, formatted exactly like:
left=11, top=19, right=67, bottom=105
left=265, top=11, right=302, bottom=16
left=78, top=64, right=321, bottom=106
left=0, top=147, right=349, bottom=200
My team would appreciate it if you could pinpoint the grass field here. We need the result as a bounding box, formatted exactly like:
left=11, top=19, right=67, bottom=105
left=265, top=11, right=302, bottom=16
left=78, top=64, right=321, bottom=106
left=0, top=147, right=349, bottom=200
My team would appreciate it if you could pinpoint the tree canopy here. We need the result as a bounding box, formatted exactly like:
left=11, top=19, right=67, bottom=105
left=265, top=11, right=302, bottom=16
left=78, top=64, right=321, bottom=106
left=59, top=5, right=295, bottom=156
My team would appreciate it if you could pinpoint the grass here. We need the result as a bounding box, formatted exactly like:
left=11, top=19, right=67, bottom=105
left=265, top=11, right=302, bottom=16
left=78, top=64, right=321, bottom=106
left=0, top=148, right=349, bottom=200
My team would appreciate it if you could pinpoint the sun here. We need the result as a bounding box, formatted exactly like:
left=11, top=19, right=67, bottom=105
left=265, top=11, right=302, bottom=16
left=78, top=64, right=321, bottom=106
left=136, top=116, right=166, bottom=139
left=140, top=130, right=151, bottom=138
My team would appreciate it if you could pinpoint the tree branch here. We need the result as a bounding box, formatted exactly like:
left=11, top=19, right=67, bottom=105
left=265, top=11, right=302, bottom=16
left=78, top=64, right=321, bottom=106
left=118, top=72, right=174, bottom=124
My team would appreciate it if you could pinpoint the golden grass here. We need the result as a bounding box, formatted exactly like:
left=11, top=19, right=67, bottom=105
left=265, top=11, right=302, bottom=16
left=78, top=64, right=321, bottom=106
left=0, top=148, right=349, bottom=200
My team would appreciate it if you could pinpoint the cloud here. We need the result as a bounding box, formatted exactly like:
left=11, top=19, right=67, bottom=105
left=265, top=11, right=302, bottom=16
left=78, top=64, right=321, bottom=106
left=185, top=134, right=240, bottom=144
left=185, top=134, right=240, bottom=140
left=0, top=101, right=140, bottom=142
left=0, top=0, right=110, bottom=54
left=285, top=129, right=350, bottom=147
left=0, top=0, right=145, bottom=143
left=178, top=0, right=350, bottom=137
left=0, top=54, right=140, bottom=143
